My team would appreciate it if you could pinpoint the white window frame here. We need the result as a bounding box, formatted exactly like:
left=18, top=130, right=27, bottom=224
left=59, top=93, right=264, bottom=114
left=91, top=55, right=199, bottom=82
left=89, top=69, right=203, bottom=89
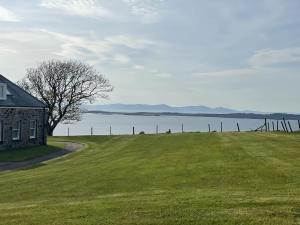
left=30, top=120, right=37, bottom=139
left=0, top=83, right=7, bottom=100
left=12, top=120, right=21, bottom=141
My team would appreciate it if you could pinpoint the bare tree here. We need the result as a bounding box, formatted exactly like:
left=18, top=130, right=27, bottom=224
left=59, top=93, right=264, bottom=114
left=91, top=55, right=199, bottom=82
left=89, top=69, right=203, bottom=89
left=18, top=59, right=113, bottom=136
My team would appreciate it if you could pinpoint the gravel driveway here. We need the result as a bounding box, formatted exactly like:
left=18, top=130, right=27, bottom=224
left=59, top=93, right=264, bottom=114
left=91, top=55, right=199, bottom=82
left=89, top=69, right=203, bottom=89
left=0, top=142, right=84, bottom=171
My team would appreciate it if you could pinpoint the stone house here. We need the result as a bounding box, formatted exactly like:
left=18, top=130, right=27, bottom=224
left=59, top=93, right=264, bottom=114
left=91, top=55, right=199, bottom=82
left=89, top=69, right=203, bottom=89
left=0, top=74, right=47, bottom=150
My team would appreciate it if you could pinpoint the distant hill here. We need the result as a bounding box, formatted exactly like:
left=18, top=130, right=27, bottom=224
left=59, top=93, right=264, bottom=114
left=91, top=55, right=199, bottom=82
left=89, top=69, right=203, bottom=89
left=85, top=104, right=300, bottom=120
left=85, top=104, right=254, bottom=114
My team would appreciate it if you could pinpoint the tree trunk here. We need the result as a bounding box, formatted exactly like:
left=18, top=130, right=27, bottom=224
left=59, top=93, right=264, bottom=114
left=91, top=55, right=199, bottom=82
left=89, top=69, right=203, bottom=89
left=47, top=126, right=54, bottom=136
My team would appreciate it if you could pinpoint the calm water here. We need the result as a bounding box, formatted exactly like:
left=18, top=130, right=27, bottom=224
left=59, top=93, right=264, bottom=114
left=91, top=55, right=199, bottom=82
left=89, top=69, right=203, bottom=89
left=54, top=113, right=300, bottom=136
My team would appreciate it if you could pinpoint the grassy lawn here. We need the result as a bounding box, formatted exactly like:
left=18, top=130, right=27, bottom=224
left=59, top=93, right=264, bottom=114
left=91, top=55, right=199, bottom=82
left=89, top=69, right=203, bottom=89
left=0, top=132, right=300, bottom=224
left=0, top=142, right=65, bottom=162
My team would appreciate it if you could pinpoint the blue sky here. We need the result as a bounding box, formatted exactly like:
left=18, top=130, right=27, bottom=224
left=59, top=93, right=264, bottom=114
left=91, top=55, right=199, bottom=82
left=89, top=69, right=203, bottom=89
left=0, top=0, right=299, bottom=112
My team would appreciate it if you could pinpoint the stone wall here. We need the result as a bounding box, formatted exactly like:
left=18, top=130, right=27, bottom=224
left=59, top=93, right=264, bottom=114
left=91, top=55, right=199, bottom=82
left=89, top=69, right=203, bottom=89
left=0, top=108, right=47, bottom=150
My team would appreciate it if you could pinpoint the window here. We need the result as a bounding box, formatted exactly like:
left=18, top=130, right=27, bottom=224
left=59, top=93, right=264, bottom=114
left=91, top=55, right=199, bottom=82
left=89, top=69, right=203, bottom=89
left=12, top=120, right=21, bottom=141
left=0, top=121, right=3, bottom=142
left=0, top=83, right=7, bottom=100
left=30, top=120, right=37, bottom=139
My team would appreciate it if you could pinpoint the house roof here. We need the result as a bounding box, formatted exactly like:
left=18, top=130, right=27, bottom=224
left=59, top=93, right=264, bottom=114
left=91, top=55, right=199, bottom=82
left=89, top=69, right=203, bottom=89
left=0, top=74, right=46, bottom=108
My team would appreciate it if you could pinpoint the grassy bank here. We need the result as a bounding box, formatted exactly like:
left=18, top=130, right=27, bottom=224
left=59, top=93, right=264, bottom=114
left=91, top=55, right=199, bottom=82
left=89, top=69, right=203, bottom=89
left=0, top=132, right=300, bottom=224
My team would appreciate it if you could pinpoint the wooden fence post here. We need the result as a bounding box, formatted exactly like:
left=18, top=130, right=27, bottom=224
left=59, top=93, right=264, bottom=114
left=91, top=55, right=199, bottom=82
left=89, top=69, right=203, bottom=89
left=281, top=121, right=286, bottom=132
left=208, top=124, right=211, bottom=133
left=181, top=123, right=184, bottom=133
left=288, top=121, right=293, bottom=133
left=91, top=127, right=93, bottom=136
left=283, top=118, right=289, bottom=133
left=264, top=118, right=267, bottom=132
left=221, top=122, right=223, bottom=132
left=133, top=126, right=135, bottom=135
left=298, top=120, right=300, bottom=131
left=272, top=121, right=275, bottom=131
left=110, top=126, right=112, bottom=135
left=277, top=120, right=279, bottom=131
left=237, top=123, right=240, bottom=132
left=267, top=122, right=270, bottom=132
left=156, top=125, right=158, bottom=134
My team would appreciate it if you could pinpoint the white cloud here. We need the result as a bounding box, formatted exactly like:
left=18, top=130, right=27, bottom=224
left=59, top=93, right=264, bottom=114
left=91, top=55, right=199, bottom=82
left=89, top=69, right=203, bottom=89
left=133, top=64, right=145, bottom=70
left=0, top=29, right=161, bottom=67
left=40, top=0, right=113, bottom=19
left=249, top=48, right=300, bottom=67
left=0, top=5, right=19, bottom=22
left=122, top=0, right=164, bottom=23
left=0, top=46, right=17, bottom=54
left=46, top=31, right=160, bottom=65
left=104, top=35, right=157, bottom=49
left=43, top=30, right=112, bottom=61
left=113, top=54, right=131, bottom=64
left=193, top=47, right=300, bottom=78
left=156, top=72, right=172, bottom=78
left=192, top=69, right=254, bottom=77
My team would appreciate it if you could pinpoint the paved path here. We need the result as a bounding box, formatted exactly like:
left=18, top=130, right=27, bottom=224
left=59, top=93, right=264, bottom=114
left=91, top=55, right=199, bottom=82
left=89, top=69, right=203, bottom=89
left=0, top=142, right=84, bottom=171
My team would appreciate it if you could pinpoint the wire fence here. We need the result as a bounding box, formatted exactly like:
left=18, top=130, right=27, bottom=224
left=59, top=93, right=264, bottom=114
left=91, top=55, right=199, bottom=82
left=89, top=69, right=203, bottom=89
left=64, top=118, right=300, bottom=136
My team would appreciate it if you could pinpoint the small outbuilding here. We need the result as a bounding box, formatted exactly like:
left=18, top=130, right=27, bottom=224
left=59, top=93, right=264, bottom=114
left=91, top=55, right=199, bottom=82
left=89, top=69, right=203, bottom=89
left=0, top=74, right=47, bottom=150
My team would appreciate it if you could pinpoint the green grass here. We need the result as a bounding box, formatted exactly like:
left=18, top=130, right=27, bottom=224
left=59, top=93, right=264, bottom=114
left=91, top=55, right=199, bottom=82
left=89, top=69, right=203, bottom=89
left=0, top=141, right=65, bottom=162
left=0, top=132, right=300, bottom=224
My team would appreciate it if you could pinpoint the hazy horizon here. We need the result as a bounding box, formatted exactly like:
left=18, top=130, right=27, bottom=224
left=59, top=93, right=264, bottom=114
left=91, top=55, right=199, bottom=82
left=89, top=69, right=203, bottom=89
left=85, top=103, right=300, bottom=114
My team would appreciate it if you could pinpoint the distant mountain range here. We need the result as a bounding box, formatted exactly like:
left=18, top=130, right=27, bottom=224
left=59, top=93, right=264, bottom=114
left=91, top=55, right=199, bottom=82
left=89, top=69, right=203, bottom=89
left=85, top=104, right=261, bottom=114
left=84, top=104, right=300, bottom=120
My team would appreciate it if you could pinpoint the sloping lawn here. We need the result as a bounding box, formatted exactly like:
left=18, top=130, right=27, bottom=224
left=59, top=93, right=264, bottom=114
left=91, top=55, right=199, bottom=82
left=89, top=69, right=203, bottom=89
left=0, top=141, right=65, bottom=162
left=0, top=132, right=300, bottom=224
